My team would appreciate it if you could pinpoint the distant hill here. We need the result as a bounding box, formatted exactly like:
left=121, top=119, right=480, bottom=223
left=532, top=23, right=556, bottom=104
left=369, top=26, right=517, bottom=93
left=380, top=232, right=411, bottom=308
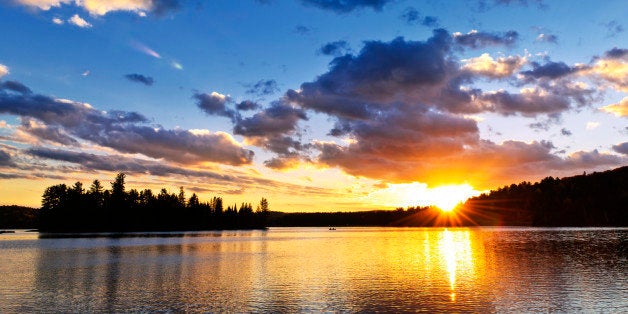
left=460, top=166, right=627, bottom=226
left=0, top=205, right=38, bottom=229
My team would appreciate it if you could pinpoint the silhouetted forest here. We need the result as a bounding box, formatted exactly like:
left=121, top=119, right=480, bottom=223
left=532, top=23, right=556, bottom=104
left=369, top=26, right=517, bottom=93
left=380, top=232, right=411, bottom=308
left=459, top=166, right=627, bottom=226
left=0, top=205, right=38, bottom=229
left=269, top=206, right=434, bottom=227
left=39, top=173, right=270, bottom=232
left=273, top=166, right=628, bottom=227
left=1, top=167, right=626, bottom=231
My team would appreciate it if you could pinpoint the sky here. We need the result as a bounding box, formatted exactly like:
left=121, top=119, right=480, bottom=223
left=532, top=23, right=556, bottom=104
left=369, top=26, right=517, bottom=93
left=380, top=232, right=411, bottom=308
left=0, top=0, right=626, bottom=211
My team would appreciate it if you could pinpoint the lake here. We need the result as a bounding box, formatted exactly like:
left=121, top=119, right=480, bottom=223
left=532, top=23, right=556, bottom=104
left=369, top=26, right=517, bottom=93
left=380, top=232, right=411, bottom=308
left=0, top=227, right=626, bottom=312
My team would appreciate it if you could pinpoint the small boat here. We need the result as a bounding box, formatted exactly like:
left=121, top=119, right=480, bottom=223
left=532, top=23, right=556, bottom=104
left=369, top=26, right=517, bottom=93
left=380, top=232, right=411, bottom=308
left=329, top=227, right=336, bottom=230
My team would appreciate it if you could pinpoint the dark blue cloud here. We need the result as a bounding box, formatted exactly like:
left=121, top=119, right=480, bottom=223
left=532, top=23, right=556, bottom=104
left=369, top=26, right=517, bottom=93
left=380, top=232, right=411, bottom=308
left=400, top=7, right=439, bottom=27
left=521, top=61, right=574, bottom=79
left=151, top=0, right=183, bottom=16
left=604, top=47, right=628, bottom=59
left=194, top=92, right=237, bottom=121
left=301, top=0, right=392, bottom=13
left=454, top=30, right=518, bottom=49
left=295, top=25, right=311, bottom=35
left=400, top=7, right=420, bottom=24
left=319, top=40, right=350, bottom=56
left=234, top=102, right=307, bottom=137
left=603, top=20, right=624, bottom=37
left=245, top=79, right=279, bottom=96
left=124, top=73, right=154, bottom=86
left=0, top=148, right=13, bottom=166
left=0, top=81, right=32, bottom=94
left=612, top=142, right=628, bottom=155
left=236, top=100, right=261, bottom=111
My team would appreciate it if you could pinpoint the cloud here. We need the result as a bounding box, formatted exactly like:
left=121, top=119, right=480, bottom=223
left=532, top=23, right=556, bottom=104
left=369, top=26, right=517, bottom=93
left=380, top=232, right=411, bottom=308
left=52, top=17, right=64, bottom=24
left=130, top=41, right=161, bottom=59
left=584, top=50, right=628, bottom=92
left=18, top=117, right=81, bottom=146
left=605, top=47, right=628, bottom=59
left=13, top=0, right=71, bottom=10
left=260, top=29, right=624, bottom=186
left=479, top=88, right=570, bottom=117
left=462, top=53, right=526, bottom=78
left=400, top=7, right=419, bottom=24
left=124, top=73, right=154, bottom=86
left=319, top=40, right=350, bottom=56
left=586, top=122, right=600, bottom=130
left=399, top=7, right=439, bottom=27
left=0, top=81, right=254, bottom=165
left=25, top=147, right=238, bottom=181
left=316, top=135, right=623, bottom=189
left=0, top=64, right=8, bottom=79
left=612, top=142, right=628, bottom=155
left=602, top=20, right=624, bottom=37
left=600, top=97, right=628, bottom=117
left=68, top=14, right=92, bottom=28
left=287, top=30, right=456, bottom=118
left=234, top=102, right=307, bottom=137
left=15, top=0, right=181, bottom=16
left=520, top=61, right=575, bottom=79
left=0, top=148, right=14, bottom=167
left=245, top=79, right=279, bottom=96
left=453, top=30, right=518, bottom=49
left=300, top=0, right=392, bottom=13
left=560, top=128, right=572, bottom=136
left=421, top=16, right=439, bottom=28
left=294, top=25, right=311, bottom=35
left=535, top=33, right=558, bottom=44
left=194, top=92, right=237, bottom=121
left=1, top=81, right=32, bottom=94
left=236, top=100, right=261, bottom=111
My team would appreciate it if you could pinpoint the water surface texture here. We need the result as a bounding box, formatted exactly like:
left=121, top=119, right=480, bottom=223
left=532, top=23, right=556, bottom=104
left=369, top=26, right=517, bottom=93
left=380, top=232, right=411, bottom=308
left=1, top=227, right=626, bottom=312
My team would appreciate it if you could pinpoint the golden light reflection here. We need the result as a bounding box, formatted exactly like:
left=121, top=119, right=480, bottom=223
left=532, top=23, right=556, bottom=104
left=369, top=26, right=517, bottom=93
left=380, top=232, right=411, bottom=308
left=438, top=229, right=473, bottom=302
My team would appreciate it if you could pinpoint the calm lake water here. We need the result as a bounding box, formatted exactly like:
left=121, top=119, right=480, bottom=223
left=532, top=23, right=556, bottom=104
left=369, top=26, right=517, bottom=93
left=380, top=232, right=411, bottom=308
left=0, top=227, right=626, bottom=312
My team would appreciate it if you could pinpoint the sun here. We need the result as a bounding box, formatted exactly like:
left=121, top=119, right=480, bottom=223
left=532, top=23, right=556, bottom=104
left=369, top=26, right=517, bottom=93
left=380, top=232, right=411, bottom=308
left=425, top=184, right=480, bottom=212
left=369, top=182, right=481, bottom=212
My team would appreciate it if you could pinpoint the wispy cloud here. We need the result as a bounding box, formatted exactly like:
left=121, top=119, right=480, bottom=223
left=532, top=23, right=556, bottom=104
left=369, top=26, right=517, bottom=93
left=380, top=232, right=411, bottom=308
left=68, top=14, right=92, bottom=28
left=130, top=41, right=162, bottom=59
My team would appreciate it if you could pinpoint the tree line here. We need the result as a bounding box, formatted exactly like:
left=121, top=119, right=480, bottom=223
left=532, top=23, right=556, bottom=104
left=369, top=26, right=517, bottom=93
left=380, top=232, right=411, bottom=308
left=460, top=166, right=627, bottom=226
left=39, top=173, right=270, bottom=232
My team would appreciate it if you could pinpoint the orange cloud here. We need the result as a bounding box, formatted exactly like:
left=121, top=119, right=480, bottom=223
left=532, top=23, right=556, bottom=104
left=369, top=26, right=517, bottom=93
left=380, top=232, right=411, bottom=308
left=462, top=53, right=526, bottom=78
left=600, top=97, right=628, bottom=117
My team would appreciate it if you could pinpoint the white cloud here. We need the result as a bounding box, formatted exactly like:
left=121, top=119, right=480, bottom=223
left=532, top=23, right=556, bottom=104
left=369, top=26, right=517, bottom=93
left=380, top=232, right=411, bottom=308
left=77, top=0, right=152, bottom=16
left=586, top=122, right=600, bottom=130
left=68, top=14, right=92, bottom=28
left=52, top=17, right=64, bottom=24
left=15, top=0, right=152, bottom=16
left=14, top=0, right=71, bottom=10
left=0, top=64, right=8, bottom=78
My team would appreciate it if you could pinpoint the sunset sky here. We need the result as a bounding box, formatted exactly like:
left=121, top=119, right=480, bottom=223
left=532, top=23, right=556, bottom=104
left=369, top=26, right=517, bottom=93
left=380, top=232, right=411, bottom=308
left=0, top=0, right=626, bottom=211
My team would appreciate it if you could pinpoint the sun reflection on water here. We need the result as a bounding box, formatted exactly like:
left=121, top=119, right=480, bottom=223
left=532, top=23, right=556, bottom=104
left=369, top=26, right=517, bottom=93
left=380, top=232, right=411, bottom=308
left=438, top=229, right=473, bottom=302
